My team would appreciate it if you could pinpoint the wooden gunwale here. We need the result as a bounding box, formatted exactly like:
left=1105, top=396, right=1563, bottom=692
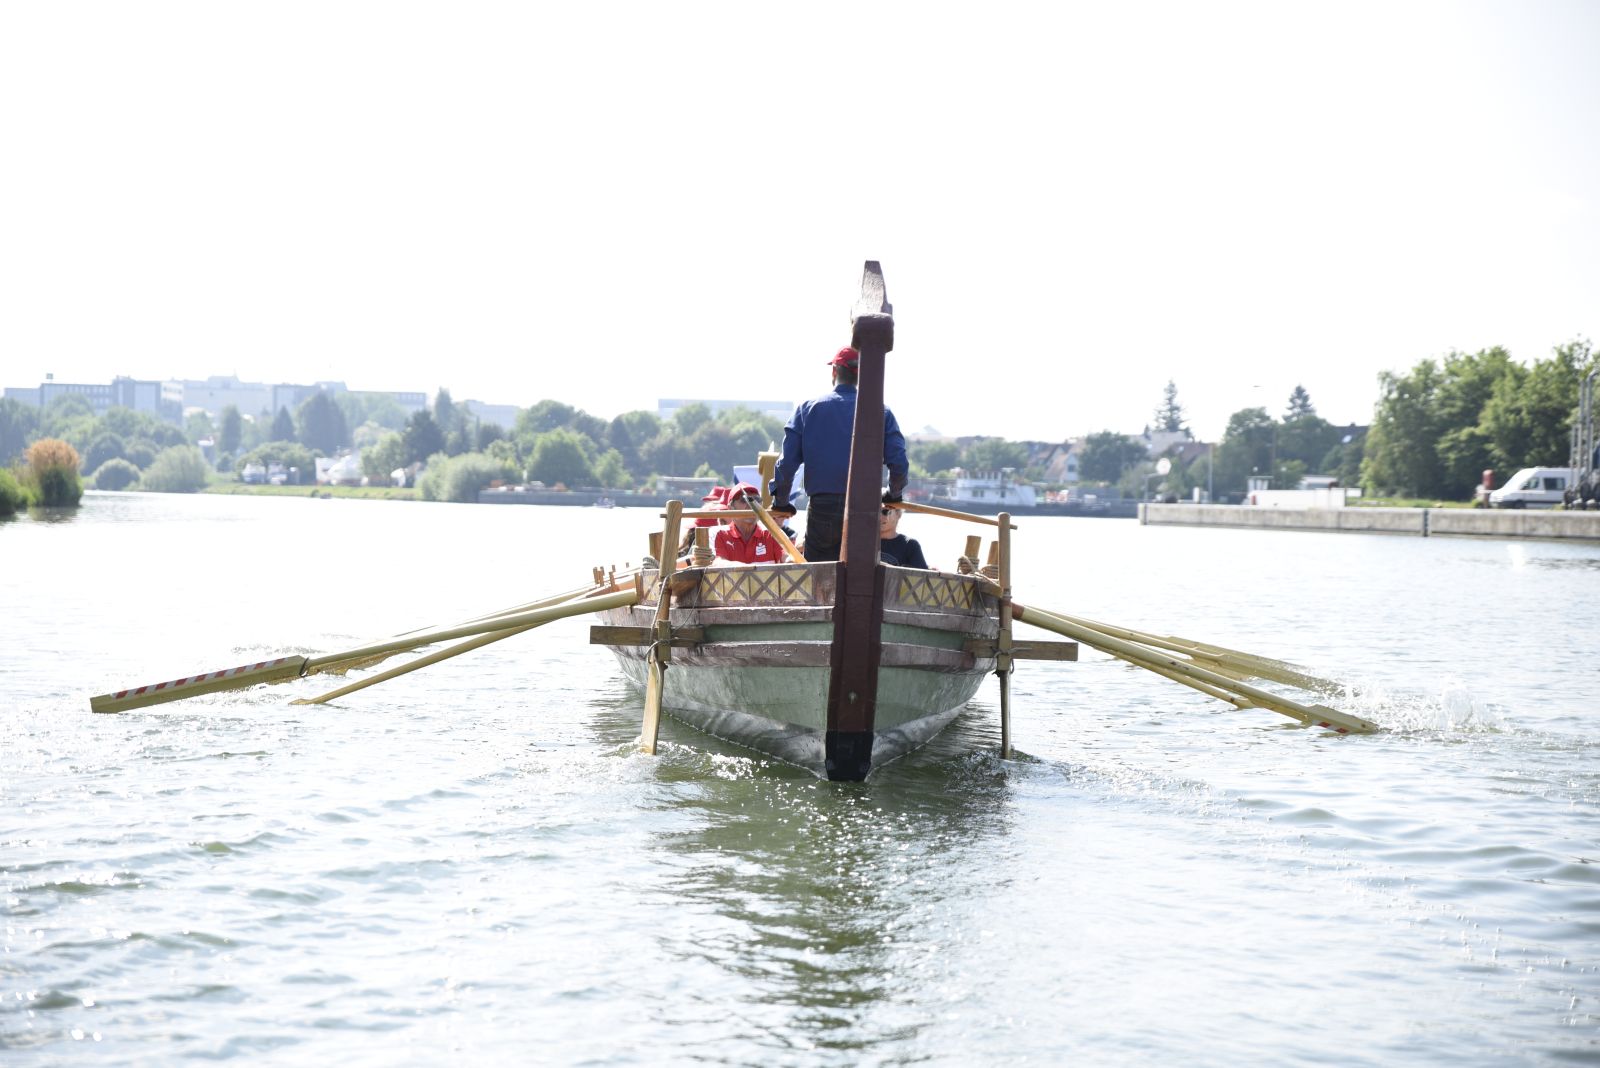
left=603, top=639, right=990, bottom=673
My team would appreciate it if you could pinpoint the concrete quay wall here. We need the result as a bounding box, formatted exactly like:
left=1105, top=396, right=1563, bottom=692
left=1140, top=503, right=1600, bottom=542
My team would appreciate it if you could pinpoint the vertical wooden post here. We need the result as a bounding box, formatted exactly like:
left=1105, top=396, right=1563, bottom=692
left=758, top=450, right=779, bottom=509
left=996, top=511, right=1014, bottom=759
left=641, top=499, right=683, bottom=755
left=825, top=262, right=894, bottom=781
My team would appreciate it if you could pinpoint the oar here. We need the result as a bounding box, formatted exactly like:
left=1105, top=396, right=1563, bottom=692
left=965, top=570, right=1338, bottom=692
left=292, top=587, right=639, bottom=706
left=888, top=500, right=1017, bottom=529
left=319, top=579, right=619, bottom=674
left=1044, top=611, right=1341, bottom=692
left=299, top=578, right=601, bottom=681
left=1011, top=602, right=1378, bottom=734
left=90, top=589, right=639, bottom=714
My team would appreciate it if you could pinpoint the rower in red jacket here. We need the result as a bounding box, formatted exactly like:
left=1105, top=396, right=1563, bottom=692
left=713, top=484, right=783, bottom=564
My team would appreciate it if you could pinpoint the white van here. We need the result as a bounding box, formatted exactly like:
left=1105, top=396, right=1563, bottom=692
left=1489, top=466, right=1574, bottom=508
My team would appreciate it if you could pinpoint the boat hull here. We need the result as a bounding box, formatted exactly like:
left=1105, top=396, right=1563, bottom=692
left=599, top=561, right=998, bottom=778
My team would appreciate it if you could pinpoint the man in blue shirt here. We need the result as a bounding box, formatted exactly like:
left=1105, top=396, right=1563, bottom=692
left=768, top=347, right=909, bottom=562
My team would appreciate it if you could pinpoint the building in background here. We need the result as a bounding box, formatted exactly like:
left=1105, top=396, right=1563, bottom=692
left=461, top=399, right=520, bottom=429
left=3, top=375, right=178, bottom=423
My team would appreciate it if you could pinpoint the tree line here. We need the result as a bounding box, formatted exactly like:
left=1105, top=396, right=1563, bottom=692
left=3, top=337, right=1591, bottom=505
left=1360, top=340, right=1593, bottom=499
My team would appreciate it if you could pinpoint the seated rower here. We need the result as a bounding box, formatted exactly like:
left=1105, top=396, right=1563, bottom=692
left=878, top=504, right=931, bottom=569
left=713, top=484, right=784, bottom=565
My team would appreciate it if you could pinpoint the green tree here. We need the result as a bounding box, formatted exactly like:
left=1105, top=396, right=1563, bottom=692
left=270, top=406, right=296, bottom=442
left=82, top=432, right=127, bottom=474
left=40, top=393, right=94, bottom=438
left=184, top=410, right=215, bottom=444
left=617, top=410, right=662, bottom=447
left=640, top=426, right=690, bottom=477
left=401, top=410, right=445, bottom=466
left=1320, top=429, right=1366, bottom=487
left=1154, top=380, right=1187, bottom=433
left=90, top=457, right=141, bottom=490
left=671, top=403, right=712, bottom=438
left=41, top=396, right=98, bottom=453
left=99, top=407, right=181, bottom=449
left=1434, top=347, right=1516, bottom=491
left=1362, top=362, right=1444, bottom=496
left=361, top=431, right=408, bottom=484
left=433, top=388, right=472, bottom=457
left=910, top=440, right=962, bottom=475
left=963, top=438, right=1029, bottom=472
left=1480, top=340, right=1590, bottom=473
left=140, top=446, right=211, bottom=492
left=1213, top=407, right=1276, bottom=495
left=433, top=388, right=461, bottom=433
left=1078, top=431, right=1147, bottom=482
left=0, top=468, right=33, bottom=515
left=218, top=405, right=243, bottom=456
left=123, top=440, right=158, bottom=470
left=1277, top=387, right=1339, bottom=471
left=295, top=391, right=349, bottom=455
left=685, top=422, right=741, bottom=481
left=475, top=422, right=505, bottom=451
left=594, top=449, right=629, bottom=489
left=516, top=399, right=578, bottom=437
left=0, top=398, right=40, bottom=465
left=611, top=411, right=662, bottom=478
left=527, top=428, right=596, bottom=487
left=417, top=451, right=515, bottom=503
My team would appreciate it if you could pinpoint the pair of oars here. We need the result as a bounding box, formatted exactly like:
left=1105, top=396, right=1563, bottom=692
left=1009, top=602, right=1377, bottom=733
left=89, top=580, right=639, bottom=714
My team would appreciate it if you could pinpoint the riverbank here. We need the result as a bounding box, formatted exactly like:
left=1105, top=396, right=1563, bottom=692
left=1140, top=502, right=1600, bottom=541
left=202, top=482, right=418, bottom=500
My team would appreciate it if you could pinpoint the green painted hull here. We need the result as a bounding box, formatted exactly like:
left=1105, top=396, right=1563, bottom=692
left=600, top=561, right=999, bottom=777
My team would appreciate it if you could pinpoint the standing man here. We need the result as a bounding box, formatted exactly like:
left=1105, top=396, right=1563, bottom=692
left=768, top=346, right=909, bottom=562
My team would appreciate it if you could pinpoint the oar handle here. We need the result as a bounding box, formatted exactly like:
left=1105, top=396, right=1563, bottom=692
left=888, top=501, right=1018, bottom=529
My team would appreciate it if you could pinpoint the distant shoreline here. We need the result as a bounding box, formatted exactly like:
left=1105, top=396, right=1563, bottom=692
left=201, top=483, right=419, bottom=501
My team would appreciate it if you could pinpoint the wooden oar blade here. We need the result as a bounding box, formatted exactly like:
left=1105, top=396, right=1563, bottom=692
left=91, top=655, right=309, bottom=714
left=1305, top=704, right=1379, bottom=735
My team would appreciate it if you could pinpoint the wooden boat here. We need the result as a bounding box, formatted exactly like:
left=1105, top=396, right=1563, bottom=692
left=594, top=559, right=1004, bottom=779
left=585, top=262, right=1070, bottom=780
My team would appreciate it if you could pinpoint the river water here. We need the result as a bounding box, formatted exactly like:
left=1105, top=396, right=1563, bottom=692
left=3, top=492, right=1599, bottom=1065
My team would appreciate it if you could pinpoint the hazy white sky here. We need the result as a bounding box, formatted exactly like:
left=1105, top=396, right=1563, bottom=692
left=2, top=1, right=1595, bottom=441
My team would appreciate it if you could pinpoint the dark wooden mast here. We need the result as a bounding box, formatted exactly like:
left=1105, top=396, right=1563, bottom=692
left=824, top=262, right=894, bottom=780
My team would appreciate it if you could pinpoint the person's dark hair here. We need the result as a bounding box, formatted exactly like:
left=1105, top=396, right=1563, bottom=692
left=832, top=364, right=858, bottom=386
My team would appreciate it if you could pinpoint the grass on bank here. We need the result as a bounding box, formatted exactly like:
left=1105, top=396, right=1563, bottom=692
left=1350, top=497, right=1475, bottom=509
left=202, top=479, right=418, bottom=500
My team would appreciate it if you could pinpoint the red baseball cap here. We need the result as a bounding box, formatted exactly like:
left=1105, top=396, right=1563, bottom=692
left=696, top=485, right=729, bottom=526
left=827, top=346, right=860, bottom=368
left=725, top=482, right=760, bottom=504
